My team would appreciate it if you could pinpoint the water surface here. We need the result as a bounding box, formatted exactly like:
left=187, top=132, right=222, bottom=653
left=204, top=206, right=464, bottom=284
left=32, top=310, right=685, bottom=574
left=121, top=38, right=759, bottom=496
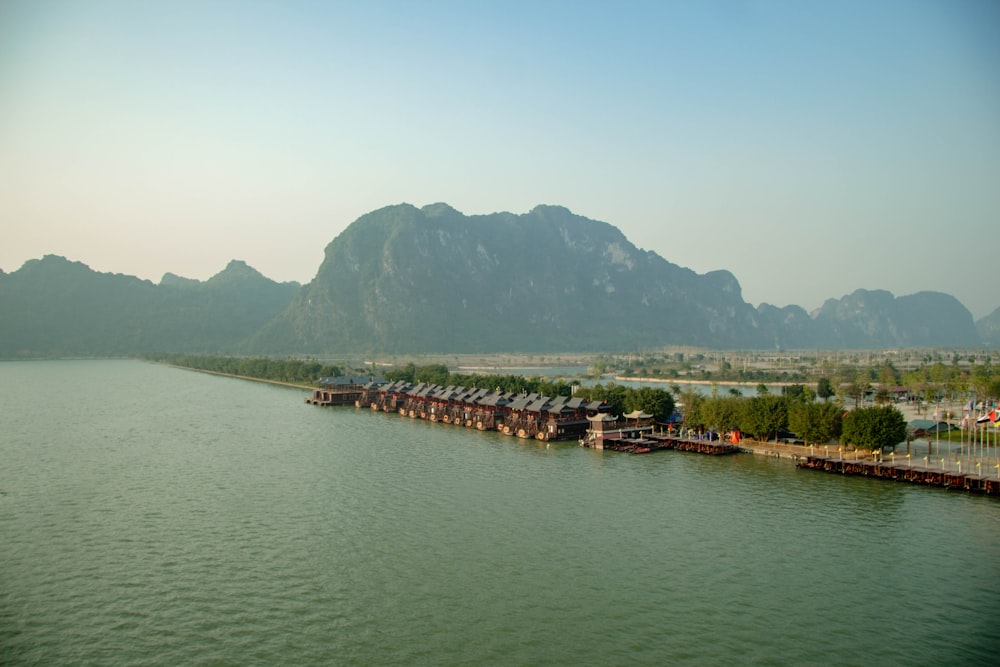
left=1, top=361, right=997, bottom=665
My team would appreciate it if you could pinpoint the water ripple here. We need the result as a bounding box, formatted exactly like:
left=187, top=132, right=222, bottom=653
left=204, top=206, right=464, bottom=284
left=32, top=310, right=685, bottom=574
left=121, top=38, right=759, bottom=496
left=2, top=361, right=999, bottom=666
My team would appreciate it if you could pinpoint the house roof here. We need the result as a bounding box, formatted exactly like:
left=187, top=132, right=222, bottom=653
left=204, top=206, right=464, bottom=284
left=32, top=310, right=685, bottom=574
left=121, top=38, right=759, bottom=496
left=477, top=391, right=512, bottom=407
left=408, top=383, right=434, bottom=397
left=466, top=388, right=490, bottom=402
left=507, top=393, right=541, bottom=410
left=525, top=397, right=552, bottom=412
left=908, top=419, right=955, bottom=432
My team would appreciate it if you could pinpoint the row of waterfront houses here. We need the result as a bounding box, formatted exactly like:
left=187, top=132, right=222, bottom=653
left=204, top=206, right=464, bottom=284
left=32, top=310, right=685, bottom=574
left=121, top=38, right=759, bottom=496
left=307, top=377, right=614, bottom=441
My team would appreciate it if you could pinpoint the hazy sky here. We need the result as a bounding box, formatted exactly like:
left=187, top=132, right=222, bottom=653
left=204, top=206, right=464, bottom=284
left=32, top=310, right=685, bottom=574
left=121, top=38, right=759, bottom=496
left=2, top=1, right=998, bottom=317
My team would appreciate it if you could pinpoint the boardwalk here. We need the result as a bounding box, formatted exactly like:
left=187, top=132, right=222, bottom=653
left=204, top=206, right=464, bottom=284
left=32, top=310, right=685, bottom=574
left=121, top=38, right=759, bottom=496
left=797, top=454, right=1000, bottom=495
left=580, top=429, right=738, bottom=455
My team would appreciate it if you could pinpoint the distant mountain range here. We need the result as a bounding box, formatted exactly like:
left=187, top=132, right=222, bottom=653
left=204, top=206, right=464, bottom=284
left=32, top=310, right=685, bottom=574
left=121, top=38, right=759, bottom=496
left=0, top=257, right=298, bottom=357
left=2, top=203, right=998, bottom=357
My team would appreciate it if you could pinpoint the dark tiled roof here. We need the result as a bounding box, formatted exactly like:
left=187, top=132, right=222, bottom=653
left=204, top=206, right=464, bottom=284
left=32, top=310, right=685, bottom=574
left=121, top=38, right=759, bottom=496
left=525, top=397, right=552, bottom=412
left=477, top=391, right=512, bottom=407
left=506, top=397, right=530, bottom=410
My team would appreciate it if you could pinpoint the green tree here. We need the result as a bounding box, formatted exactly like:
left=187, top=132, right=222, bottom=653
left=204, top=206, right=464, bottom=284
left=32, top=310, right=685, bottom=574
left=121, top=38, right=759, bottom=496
left=584, top=383, right=629, bottom=416
left=878, top=363, right=899, bottom=388
left=624, top=387, right=675, bottom=422
left=971, top=371, right=1000, bottom=404
left=413, top=364, right=450, bottom=385
left=678, top=387, right=705, bottom=431
left=816, top=377, right=835, bottom=402
left=844, top=375, right=870, bottom=408
left=740, top=395, right=788, bottom=441
left=782, top=384, right=815, bottom=404
left=385, top=362, right=417, bottom=383
left=536, top=378, right=574, bottom=398
left=701, top=396, right=743, bottom=433
left=841, top=406, right=907, bottom=452
left=788, top=401, right=843, bottom=445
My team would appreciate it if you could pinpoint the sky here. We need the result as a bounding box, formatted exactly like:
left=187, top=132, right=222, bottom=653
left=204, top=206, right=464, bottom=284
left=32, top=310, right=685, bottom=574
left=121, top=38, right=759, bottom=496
left=2, top=1, right=998, bottom=318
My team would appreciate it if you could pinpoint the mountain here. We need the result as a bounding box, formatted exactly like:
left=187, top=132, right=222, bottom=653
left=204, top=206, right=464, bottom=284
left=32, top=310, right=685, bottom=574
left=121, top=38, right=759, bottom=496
left=977, top=307, right=1000, bottom=347
left=248, top=204, right=768, bottom=353
left=808, top=290, right=982, bottom=349
left=0, top=255, right=160, bottom=357
left=154, top=260, right=301, bottom=352
left=1, top=205, right=992, bottom=357
left=0, top=256, right=298, bottom=357
left=248, top=203, right=985, bottom=353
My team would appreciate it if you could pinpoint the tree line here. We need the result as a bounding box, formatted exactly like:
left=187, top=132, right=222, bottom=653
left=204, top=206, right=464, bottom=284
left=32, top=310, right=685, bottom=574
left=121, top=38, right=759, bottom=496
left=678, top=386, right=906, bottom=451
left=144, top=353, right=344, bottom=384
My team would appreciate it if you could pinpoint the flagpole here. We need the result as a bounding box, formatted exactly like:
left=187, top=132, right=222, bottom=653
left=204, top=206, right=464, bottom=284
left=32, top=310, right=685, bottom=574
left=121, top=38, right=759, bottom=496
left=975, top=397, right=981, bottom=461
left=935, top=403, right=940, bottom=458
left=962, top=395, right=971, bottom=466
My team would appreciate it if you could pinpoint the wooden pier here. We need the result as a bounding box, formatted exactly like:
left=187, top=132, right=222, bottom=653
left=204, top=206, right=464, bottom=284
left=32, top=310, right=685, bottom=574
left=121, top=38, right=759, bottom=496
left=579, top=419, right=738, bottom=456
left=587, top=435, right=739, bottom=455
left=796, top=455, right=1000, bottom=495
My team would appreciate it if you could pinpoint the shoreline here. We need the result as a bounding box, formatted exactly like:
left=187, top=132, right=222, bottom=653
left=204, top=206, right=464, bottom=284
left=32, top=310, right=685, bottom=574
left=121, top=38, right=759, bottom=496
left=160, top=363, right=983, bottom=467
left=614, top=375, right=805, bottom=387
left=156, top=363, right=316, bottom=391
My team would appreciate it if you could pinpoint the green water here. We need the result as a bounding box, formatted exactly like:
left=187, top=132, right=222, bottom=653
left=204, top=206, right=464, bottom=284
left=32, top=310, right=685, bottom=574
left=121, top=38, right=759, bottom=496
left=1, top=360, right=998, bottom=665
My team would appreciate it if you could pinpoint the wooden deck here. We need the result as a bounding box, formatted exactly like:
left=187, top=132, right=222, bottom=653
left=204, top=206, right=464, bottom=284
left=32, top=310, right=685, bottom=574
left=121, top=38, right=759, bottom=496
left=583, top=432, right=738, bottom=456
left=797, top=455, right=1000, bottom=495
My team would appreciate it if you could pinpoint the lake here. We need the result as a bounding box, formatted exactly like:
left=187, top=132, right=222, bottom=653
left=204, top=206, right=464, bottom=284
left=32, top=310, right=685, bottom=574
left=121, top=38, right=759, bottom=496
left=1, top=360, right=998, bottom=665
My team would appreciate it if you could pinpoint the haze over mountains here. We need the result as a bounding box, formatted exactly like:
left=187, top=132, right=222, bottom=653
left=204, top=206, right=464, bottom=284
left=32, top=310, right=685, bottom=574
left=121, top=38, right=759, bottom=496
left=2, top=203, right=998, bottom=358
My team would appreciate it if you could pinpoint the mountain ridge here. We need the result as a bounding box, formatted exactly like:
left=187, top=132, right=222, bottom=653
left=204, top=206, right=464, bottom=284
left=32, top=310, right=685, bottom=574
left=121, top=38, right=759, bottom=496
left=248, top=203, right=985, bottom=353
left=0, top=254, right=299, bottom=357
left=1, top=204, right=994, bottom=356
